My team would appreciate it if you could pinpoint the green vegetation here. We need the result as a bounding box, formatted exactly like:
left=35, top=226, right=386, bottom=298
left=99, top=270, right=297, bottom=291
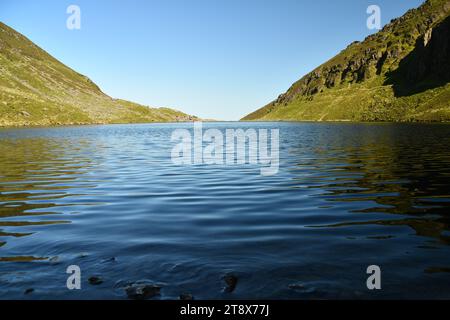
left=242, top=0, right=450, bottom=122
left=0, top=22, right=197, bottom=127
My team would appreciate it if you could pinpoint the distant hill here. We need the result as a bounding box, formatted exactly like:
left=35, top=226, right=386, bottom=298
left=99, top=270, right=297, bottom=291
left=243, top=0, right=450, bottom=122
left=0, top=22, right=197, bottom=126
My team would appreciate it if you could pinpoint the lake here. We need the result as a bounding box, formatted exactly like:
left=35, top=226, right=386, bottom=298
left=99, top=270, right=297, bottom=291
left=1, top=122, right=450, bottom=299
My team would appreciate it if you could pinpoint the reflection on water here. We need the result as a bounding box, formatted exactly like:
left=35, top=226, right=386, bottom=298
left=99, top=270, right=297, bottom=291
left=0, top=123, right=450, bottom=299
left=298, top=127, right=450, bottom=246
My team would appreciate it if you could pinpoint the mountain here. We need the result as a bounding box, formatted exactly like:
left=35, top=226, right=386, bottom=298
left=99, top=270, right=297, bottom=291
left=0, top=22, right=197, bottom=127
left=243, top=0, right=450, bottom=122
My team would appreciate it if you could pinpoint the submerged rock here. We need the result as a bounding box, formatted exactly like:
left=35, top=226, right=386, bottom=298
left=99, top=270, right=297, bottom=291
left=24, top=288, right=34, bottom=295
left=179, top=293, right=194, bottom=300
left=88, top=276, right=103, bottom=285
left=288, top=283, right=306, bottom=290
left=101, top=257, right=116, bottom=263
left=125, top=282, right=161, bottom=300
left=425, top=267, right=450, bottom=274
left=288, top=282, right=317, bottom=294
left=222, top=274, right=238, bottom=293
left=49, top=256, right=60, bottom=265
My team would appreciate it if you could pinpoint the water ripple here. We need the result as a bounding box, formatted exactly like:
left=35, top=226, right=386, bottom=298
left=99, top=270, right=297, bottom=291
left=0, top=123, right=450, bottom=299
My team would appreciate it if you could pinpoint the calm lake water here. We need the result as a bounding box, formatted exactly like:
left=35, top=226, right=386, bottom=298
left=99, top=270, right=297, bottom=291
left=1, top=122, right=450, bottom=299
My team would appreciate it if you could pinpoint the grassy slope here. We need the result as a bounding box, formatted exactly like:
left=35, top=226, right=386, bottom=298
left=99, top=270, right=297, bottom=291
left=0, top=22, right=197, bottom=127
left=243, top=0, right=450, bottom=122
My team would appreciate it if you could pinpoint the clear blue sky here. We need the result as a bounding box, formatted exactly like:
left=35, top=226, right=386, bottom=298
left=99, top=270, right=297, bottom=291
left=0, top=0, right=423, bottom=120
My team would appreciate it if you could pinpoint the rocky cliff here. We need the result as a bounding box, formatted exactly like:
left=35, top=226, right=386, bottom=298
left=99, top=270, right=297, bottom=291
left=243, top=0, right=450, bottom=122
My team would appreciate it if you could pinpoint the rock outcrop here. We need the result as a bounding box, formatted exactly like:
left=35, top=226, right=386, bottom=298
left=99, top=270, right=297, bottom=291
left=243, top=0, right=450, bottom=122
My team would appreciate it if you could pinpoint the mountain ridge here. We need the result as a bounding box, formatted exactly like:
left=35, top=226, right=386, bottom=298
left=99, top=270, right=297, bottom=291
left=242, top=0, right=450, bottom=122
left=0, top=21, right=197, bottom=127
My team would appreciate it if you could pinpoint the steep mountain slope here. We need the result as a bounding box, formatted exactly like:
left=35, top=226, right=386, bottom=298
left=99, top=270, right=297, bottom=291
left=0, top=22, right=197, bottom=126
left=243, top=0, right=450, bottom=122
